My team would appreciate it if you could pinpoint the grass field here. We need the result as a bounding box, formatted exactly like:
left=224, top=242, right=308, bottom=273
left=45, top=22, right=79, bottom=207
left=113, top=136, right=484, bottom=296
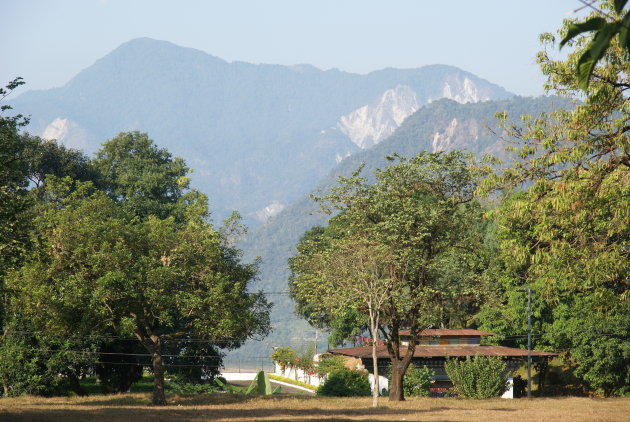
left=1, top=393, right=629, bottom=422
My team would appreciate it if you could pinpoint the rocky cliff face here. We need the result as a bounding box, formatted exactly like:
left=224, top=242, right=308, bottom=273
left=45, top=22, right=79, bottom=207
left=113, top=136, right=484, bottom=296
left=336, top=75, right=494, bottom=151
left=337, top=85, right=419, bottom=149
left=438, top=76, right=489, bottom=104
left=41, top=118, right=96, bottom=150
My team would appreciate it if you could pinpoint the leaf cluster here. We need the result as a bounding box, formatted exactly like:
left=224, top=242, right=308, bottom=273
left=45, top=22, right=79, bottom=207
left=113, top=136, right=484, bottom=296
left=444, top=355, right=508, bottom=399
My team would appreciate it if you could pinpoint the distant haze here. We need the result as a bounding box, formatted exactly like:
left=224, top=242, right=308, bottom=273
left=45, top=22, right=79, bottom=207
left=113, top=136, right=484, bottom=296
left=10, top=38, right=511, bottom=224
left=2, top=0, right=586, bottom=96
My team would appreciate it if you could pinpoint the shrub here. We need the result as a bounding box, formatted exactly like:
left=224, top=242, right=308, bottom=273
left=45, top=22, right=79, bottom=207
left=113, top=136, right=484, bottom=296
left=316, top=369, right=370, bottom=397
left=316, top=354, right=347, bottom=376
left=270, top=346, right=298, bottom=375
left=402, top=365, right=435, bottom=397
left=165, top=381, right=218, bottom=395
left=444, top=356, right=508, bottom=399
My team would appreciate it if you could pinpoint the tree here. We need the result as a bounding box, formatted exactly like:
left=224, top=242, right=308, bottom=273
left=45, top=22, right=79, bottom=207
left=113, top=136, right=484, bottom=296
left=9, top=177, right=270, bottom=404
left=477, top=0, right=629, bottom=396
left=93, top=131, right=190, bottom=220
left=291, top=223, right=394, bottom=407
left=0, top=79, right=107, bottom=396
left=559, top=0, right=630, bottom=90
left=290, top=151, right=492, bottom=401
left=0, top=78, right=30, bottom=333
left=270, top=346, right=298, bottom=376
left=8, top=132, right=271, bottom=405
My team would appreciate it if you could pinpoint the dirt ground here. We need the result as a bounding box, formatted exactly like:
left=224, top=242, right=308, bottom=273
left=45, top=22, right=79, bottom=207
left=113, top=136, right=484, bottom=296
left=1, top=393, right=629, bottom=422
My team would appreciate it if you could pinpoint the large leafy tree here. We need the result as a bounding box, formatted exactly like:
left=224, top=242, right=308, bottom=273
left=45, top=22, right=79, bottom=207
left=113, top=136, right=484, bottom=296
left=559, top=0, right=630, bottom=90
left=290, top=151, right=492, bottom=401
left=0, top=78, right=31, bottom=331
left=291, top=223, right=394, bottom=407
left=7, top=134, right=271, bottom=405
left=477, top=0, right=629, bottom=396
left=93, top=131, right=190, bottom=220
left=1, top=79, right=105, bottom=397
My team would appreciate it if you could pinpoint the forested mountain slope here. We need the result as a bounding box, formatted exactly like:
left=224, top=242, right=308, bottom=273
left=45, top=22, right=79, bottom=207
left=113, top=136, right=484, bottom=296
left=11, top=38, right=510, bottom=224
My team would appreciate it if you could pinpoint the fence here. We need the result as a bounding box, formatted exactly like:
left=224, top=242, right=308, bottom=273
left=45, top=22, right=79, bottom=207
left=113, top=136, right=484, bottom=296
left=221, top=357, right=276, bottom=373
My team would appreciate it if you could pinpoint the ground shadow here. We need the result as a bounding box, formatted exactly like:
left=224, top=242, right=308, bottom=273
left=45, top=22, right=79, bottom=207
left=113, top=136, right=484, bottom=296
left=2, top=404, right=455, bottom=422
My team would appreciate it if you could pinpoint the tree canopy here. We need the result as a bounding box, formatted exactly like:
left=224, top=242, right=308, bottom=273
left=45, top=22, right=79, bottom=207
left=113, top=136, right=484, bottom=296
left=290, top=151, right=493, bottom=401
left=477, top=0, right=629, bottom=396
left=1, top=127, right=271, bottom=404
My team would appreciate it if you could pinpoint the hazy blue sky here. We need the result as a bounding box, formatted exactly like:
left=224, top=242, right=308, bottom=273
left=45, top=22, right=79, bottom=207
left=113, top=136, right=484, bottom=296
left=3, top=0, right=587, bottom=96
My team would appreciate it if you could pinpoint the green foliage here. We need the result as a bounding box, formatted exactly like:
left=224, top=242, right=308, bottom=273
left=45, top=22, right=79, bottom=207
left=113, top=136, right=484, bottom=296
left=21, top=135, right=99, bottom=191
left=477, top=1, right=630, bottom=397
left=3, top=134, right=270, bottom=404
left=316, top=354, right=347, bottom=376
left=316, top=369, right=371, bottom=397
left=93, top=131, right=191, bottom=220
left=400, top=365, right=435, bottom=397
left=93, top=340, right=144, bottom=393
left=163, top=341, right=223, bottom=384
left=444, top=356, right=508, bottom=399
left=0, top=328, right=96, bottom=397
left=0, top=78, right=31, bottom=330
left=270, top=346, right=298, bottom=374
left=559, top=0, right=630, bottom=90
left=545, top=298, right=630, bottom=396
left=165, top=378, right=219, bottom=395
left=290, top=150, right=494, bottom=400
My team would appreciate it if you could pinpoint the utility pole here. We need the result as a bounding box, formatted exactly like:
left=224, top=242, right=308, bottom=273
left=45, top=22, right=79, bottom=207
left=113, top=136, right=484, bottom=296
left=518, top=287, right=532, bottom=399
left=526, top=287, right=532, bottom=399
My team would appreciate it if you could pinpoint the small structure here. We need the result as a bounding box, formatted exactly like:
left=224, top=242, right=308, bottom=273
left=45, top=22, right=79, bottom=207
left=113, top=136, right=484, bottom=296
left=327, top=328, right=556, bottom=398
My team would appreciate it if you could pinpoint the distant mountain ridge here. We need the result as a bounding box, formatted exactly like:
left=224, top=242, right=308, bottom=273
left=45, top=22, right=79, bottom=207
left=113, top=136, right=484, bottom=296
left=11, top=37, right=512, bottom=224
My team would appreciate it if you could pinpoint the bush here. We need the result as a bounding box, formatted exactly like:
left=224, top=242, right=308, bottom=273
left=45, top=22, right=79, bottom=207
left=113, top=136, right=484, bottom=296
left=165, top=379, right=219, bottom=395
left=445, top=356, right=508, bottom=399
left=270, top=346, right=298, bottom=375
left=316, top=354, right=347, bottom=376
left=316, top=369, right=370, bottom=397
left=402, top=365, right=435, bottom=397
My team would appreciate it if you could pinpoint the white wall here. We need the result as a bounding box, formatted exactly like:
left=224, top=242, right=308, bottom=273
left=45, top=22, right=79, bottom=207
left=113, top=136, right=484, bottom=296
left=274, top=363, right=323, bottom=387
left=368, top=373, right=389, bottom=395
left=501, top=376, right=514, bottom=399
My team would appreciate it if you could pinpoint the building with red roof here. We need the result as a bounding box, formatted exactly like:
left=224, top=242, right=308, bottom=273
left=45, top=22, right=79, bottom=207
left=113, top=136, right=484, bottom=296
left=326, top=328, right=556, bottom=397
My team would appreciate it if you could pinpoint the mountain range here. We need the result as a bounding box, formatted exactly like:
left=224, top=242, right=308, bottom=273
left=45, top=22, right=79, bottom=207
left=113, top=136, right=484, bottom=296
left=11, top=37, right=511, bottom=224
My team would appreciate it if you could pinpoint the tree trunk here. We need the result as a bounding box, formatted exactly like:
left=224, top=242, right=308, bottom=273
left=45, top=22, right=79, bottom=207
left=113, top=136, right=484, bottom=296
left=3, top=382, right=8, bottom=397
left=389, top=360, right=404, bottom=401
left=535, top=359, right=548, bottom=397
left=151, top=349, right=167, bottom=406
left=388, top=354, right=413, bottom=401
left=66, top=371, right=87, bottom=396
left=370, top=320, right=379, bottom=408
left=134, top=324, right=167, bottom=406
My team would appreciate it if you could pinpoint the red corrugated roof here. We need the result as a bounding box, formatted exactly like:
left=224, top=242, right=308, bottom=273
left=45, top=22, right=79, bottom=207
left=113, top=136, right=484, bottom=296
left=328, top=345, right=557, bottom=359
left=399, top=329, right=494, bottom=336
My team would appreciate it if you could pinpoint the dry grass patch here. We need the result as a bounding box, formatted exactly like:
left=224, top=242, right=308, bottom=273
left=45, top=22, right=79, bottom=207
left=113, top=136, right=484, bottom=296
left=1, top=393, right=629, bottom=422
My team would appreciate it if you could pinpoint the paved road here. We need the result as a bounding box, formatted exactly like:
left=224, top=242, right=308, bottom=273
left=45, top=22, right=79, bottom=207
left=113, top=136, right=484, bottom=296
left=228, top=380, right=315, bottom=395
